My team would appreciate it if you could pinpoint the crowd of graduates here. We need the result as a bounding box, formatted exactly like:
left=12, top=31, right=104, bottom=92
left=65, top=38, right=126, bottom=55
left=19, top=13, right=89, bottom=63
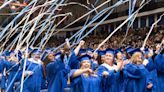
left=0, top=38, right=164, bottom=92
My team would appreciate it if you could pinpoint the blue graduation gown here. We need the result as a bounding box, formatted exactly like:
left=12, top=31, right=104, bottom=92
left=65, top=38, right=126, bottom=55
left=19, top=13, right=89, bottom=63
left=123, top=63, right=152, bottom=92
left=41, top=77, right=47, bottom=89
left=146, top=58, right=158, bottom=92
left=0, top=58, right=5, bottom=89
left=91, top=60, right=98, bottom=71
left=68, top=51, right=78, bottom=69
left=6, top=61, right=20, bottom=92
left=22, top=59, right=43, bottom=92
left=46, top=58, right=69, bottom=92
left=70, top=70, right=102, bottom=92
left=97, top=65, right=120, bottom=92
left=154, top=54, right=164, bottom=92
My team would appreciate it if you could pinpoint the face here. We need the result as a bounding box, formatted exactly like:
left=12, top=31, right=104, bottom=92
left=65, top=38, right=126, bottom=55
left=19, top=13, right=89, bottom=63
left=65, top=50, right=70, bottom=56
left=116, top=52, right=123, bottom=60
left=10, top=53, right=15, bottom=57
left=132, top=52, right=143, bottom=64
left=136, top=54, right=142, bottom=62
left=144, top=54, right=149, bottom=59
left=32, top=54, right=41, bottom=61
left=6, top=56, right=10, bottom=60
left=48, top=53, right=55, bottom=61
left=104, top=53, right=114, bottom=65
left=80, top=60, right=91, bottom=69
left=93, top=53, right=98, bottom=59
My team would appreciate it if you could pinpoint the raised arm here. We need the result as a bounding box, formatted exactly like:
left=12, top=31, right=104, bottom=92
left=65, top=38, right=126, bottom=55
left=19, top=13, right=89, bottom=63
left=74, top=40, right=85, bottom=55
left=71, top=68, right=92, bottom=78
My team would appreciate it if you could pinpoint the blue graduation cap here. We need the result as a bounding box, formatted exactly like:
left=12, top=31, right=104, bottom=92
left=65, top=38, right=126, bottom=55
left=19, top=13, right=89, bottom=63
left=31, top=49, right=42, bottom=54
left=115, top=48, right=123, bottom=55
left=45, top=47, right=51, bottom=52
left=79, top=49, right=86, bottom=54
left=97, top=50, right=105, bottom=56
left=45, top=47, right=51, bottom=50
left=10, top=50, right=15, bottom=54
left=105, top=48, right=115, bottom=55
left=54, top=51, right=61, bottom=59
left=5, top=50, right=15, bottom=56
left=87, top=48, right=94, bottom=53
left=143, top=48, right=149, bottom=55
left=28, top=47, right=33, bottom=53
left=41, top=51, right=49, bottom=61
left=129, top=48, right=141, bottom=56
left=78, top=54, right=91, bottom=63
left=55, top=51, right=61, bottom=56
left=1, top=51, right=6, bottom=56
left=5, top=51, right=11, bottom=57
left=125, top=47, right=134, bottom=54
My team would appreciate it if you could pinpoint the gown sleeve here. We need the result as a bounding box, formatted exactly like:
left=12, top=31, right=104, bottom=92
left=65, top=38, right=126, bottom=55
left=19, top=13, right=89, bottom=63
left=69, top=69, right=81, bottom=86
left=123, top=63, right=144, bottom=79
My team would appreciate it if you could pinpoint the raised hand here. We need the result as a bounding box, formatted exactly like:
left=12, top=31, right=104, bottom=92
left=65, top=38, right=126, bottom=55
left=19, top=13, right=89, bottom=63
left=79, top=40, right=85, bottom=47
left=85, top=68, right=93, bottom=74
left=155, top=44, right=161, bottom=54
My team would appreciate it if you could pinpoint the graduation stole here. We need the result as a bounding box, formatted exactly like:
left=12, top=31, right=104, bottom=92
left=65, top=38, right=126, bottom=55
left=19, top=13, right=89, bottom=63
left=102, top=63, right=117, bottom=71
left=64, top=54, right=71, bottom=68
left=64, top=54, right=71, bottom=85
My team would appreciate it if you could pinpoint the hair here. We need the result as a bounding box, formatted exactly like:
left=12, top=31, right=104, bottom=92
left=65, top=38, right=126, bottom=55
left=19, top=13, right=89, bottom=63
left=125, top=52, right=131, bottom=59
left=97, top=55, right=103, bottom=65
left=161, top=43, right=164, bottom=54
left=42, top=54, right=54, bottom=78
left=130, top=52, right=143, bottom=64
left=80, top=62, right=83, bottom=68
left=116, top=52, right=122, bottom=59
left=43, top=54, right=53, bottom=66
left=60, top=44, right=71, bottom=62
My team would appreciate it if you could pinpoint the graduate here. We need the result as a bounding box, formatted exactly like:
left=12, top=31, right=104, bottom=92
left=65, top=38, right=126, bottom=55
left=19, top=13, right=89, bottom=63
left=6, top=51, right=21, bottom=92
left=123, top=49, right=153, bottom=92
left=67, top=40, right=86, bottom=69
left=43, top=51, right=66, bottom=92
left=21, top=49, right=44, bottom=92
left=91, top=51, right=99, bottom=70
left=115, top=50, right=126, bottom=92
left=43, top=50, right=69, bottom=92
left=70, top=54, right=102, bottom=92
left=124, top=47, right=134, bottom=62
left=3, top=51, right=14, bottom=91
left=86, top=48, right=99, bottom=71
left=0, top=53, right=6, bottom=92
left=97, top=50, right=106, bottom=65
left=43, top=40, right=85, bottom=92
left=145, top=49, right=158, bottom=92
left=97, top=48, right=123, bottom=92
left=154, top=42, right=164, bottom=92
